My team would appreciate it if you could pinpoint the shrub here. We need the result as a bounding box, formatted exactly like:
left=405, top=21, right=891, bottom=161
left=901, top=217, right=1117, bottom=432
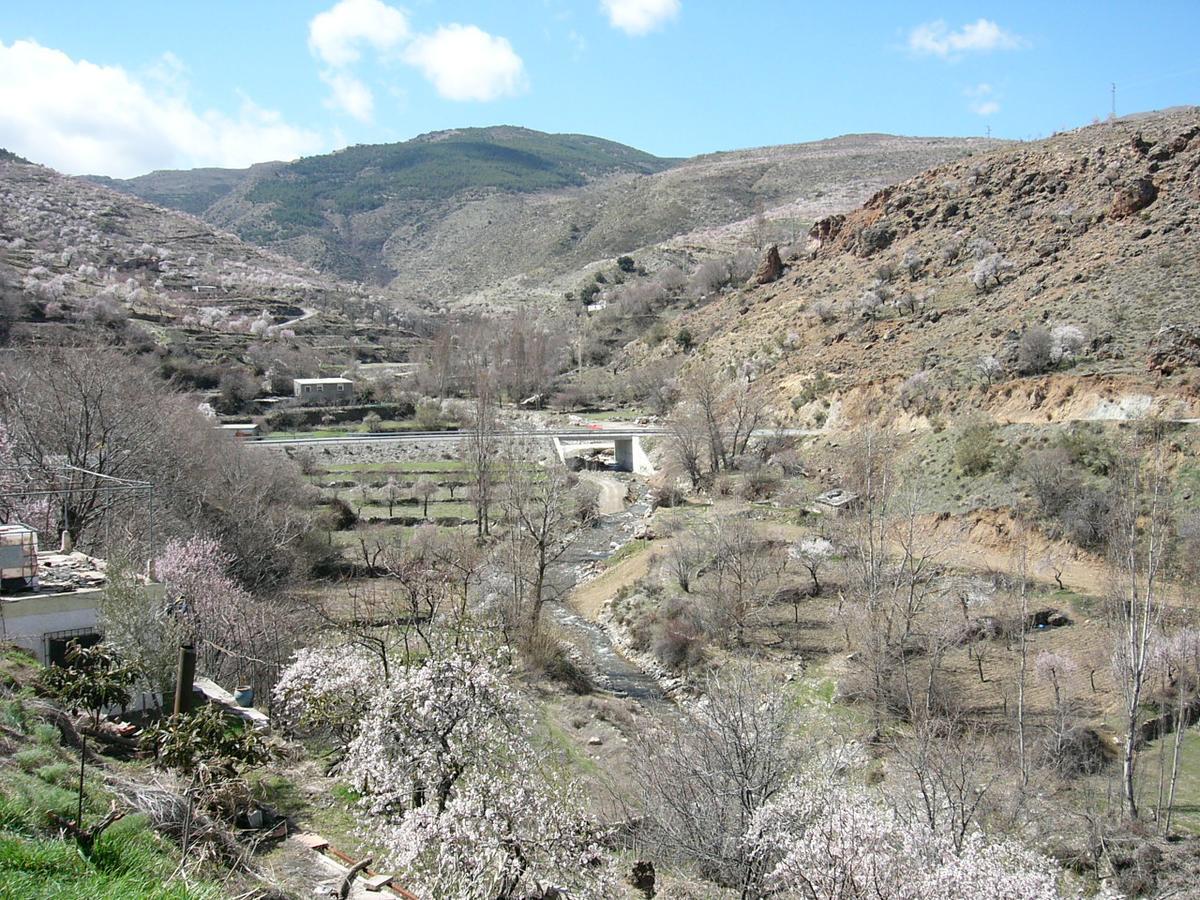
left=1051, top=325, right=1087, bottom=364
left=898, top=371, right=939, bottom=416
left=1059, top=488, right=1111, bottom=548
left=954, top=417, right=998, bottom=476
left=1017, top=325, right=1054, bottom=375
left=617, top=255, right=636, bottom=273
left=650, top=597, right=708, bottom=672
left=970, top=252, right=1013, bottom=292
left=1054, top=424, right=1117, bottom=475
left=415, top=398, right=442, bottom=430
left=321, top=497, right=357, bottom=531
left=675, top=327, right=694, bottom=351
left=1020, top=448, right=1080, bottom=517
left=522, top=630, right=593, bottom=694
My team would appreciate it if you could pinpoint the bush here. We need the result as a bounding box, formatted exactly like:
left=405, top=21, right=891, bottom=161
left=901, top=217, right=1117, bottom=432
left=321, top=497, right=357, bottom=531
left=1054, top=424, right=1117, bottom=475
left=675, top=327, right=694, bottom=351
left=617, top=255, right=636, bottom=273
left=1059, top=488, right=1111, bottom=548
left=954, top=417, right=997, bottom=475
left=1017, top=325, right=1054, bottom=375
left=898, top=371, right=939, bottom=417
left=1020, top=448, right=1081, bottom=517
left=522, top=630, right=593, bottom=694
left=414, top=398, right=442, bottom=430
left=650, top=597, right=708, bottom=672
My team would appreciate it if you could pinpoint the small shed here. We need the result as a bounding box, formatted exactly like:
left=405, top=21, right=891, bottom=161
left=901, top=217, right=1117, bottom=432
left=292, top=377, right=353, bottom=405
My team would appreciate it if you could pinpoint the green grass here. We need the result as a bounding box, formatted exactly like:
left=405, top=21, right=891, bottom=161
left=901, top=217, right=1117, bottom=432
left=0, top=817, right=216, bottom=899
left=355, top=501, right=475, bottom=520
left=535, top=713, right=602, bottom=779
left=250, top=771, right=371, bottom=862
left=606, top=539, right=649, bottom=569
left=323, top=460, right=468, bottom=474
left=1135, top=733, right=1200, bottom=834
left=0, top=678, right=219, bottom=900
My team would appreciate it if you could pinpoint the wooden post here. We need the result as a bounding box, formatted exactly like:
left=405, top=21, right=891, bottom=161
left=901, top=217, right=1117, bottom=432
left=173, top=644, right=196, bottom=716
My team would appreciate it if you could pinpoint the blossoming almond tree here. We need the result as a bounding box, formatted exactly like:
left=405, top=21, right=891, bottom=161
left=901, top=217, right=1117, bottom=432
left=322, top=648, right=615, bottom=899
left=748, top=766, right=1072, bottom=900
left=272, top=645, right=382, bottom=760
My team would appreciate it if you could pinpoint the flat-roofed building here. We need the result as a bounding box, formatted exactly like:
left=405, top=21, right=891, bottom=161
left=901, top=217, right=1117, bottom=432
left=292, top=377, right=353, bottom=405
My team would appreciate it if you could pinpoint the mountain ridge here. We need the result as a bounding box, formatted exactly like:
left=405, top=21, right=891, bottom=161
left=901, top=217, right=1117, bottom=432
left=86, top=126, right=993, bottom=303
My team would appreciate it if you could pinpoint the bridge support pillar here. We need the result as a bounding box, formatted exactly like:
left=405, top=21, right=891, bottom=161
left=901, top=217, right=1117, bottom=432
left=613, top=438, right=634, bottom=472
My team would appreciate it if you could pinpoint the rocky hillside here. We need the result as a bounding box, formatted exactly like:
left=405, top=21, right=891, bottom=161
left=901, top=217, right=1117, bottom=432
left=0, top=158, right=411, bottom=361
left=630, top=107, right=1200, bottom=425
left=92, top=127, right=990, bottom=308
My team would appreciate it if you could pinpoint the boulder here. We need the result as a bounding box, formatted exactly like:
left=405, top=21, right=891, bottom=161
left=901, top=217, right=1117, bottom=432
left=754, top=245, right=784, bottom=284
left=1110, top=177, right=1157, bottom=218
left=1026, top=608, right=1072, bottom=630
left=1148, top=324, right=1200, bottom=375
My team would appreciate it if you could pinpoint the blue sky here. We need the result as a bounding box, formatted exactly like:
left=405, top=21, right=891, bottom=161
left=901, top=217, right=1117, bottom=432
left=1, top=1, right=1197, bottom=177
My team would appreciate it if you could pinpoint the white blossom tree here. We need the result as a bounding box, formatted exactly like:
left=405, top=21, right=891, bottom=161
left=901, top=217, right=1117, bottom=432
left=748, top=754, right=1067, bottom=900
left=337, top=647, right=614, bottom=898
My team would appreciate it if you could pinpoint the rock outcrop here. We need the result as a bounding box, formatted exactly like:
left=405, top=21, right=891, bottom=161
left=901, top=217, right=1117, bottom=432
left=753, top=245, right=784, bottom=284
left=1148, top=324, right=1200, bottom=375
left=1110, top=176, right=1158, bottom=218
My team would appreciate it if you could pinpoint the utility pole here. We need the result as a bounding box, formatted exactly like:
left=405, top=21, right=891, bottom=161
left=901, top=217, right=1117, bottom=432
left=1111, top=82, right=1117, bottom=120
left=985, top=124, right=991, bottom=141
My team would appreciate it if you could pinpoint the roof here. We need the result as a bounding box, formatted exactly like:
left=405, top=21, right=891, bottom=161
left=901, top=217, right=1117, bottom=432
left=1, top=551, right=107, bottom=601
left=293, top=377, right=353, bottom=386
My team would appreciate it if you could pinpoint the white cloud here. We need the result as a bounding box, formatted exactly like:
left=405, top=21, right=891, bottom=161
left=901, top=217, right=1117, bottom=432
left=320, top=69, right=374, bottom=122
left=907, top=18, right=1026, bottom=59
left=601, top=0, right=681, bottom=36
left=0, top=39, right=322, bottom=177
left=965, top=83, right=1000, bottom=116
left=308, top=0, right=410, bottom=67
left=403, top=25, right=527, bottom=102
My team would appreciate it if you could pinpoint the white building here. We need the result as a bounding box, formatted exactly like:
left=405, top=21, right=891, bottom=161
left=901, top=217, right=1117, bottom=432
left=0, top=525, right=162, bottom=666
left=293, top=377, right=354, bottom=404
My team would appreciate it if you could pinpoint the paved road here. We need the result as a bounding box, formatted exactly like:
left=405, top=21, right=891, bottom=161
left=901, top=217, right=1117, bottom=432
left=249, top=418, right=1197, bottom=449
left=249, top=426, right=829, bottom=448
left=251, top=427, right=671, bottom=447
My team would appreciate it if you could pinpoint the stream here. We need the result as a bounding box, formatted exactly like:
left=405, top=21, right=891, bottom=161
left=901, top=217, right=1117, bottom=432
left=547, top=474, right=674, bottom=712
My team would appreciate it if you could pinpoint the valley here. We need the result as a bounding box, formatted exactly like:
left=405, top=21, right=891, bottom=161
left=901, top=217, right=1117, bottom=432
left=2, top=95, right=1199, bottom=899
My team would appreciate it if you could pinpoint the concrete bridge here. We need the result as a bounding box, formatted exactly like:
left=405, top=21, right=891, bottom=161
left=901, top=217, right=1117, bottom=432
left=551, top=431, right=656, bottom=474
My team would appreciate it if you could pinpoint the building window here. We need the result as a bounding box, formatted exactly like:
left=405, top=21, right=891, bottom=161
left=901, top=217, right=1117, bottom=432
left=45, top=628, right=102, bottom=667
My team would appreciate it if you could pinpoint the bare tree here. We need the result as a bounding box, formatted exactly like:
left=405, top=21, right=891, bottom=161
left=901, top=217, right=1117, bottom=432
left=500, top=449, right=591, bottom=636
left=1108, top=440, right=1173, bottom=819
left=460, top=373, right=499, bottom=536
left=891, top=717, right=999, bottom=854
left=412, top=475, right=438, bottom=519
left=696, top=510, right=787, bottom=646
left=836, top=429, right=956, bottom=726
left=666, top=361, right=770, bottom=487
left=664, top=400, right=707, bottom=489
left=384, top=476, right=402, bottom=517
left=629, top=663, right=796, bottom=896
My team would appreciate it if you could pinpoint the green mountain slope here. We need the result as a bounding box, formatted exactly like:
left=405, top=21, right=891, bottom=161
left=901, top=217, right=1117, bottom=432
left=89, top=126, right=989, bottom=302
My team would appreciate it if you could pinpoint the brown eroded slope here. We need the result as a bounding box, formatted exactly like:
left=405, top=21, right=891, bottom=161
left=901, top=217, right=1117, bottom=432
left=633, top=108, right=1200, bottom=425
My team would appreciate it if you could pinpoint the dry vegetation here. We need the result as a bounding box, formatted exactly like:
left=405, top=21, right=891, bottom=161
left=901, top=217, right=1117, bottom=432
left=623, top=108, right=1200, bottom=426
